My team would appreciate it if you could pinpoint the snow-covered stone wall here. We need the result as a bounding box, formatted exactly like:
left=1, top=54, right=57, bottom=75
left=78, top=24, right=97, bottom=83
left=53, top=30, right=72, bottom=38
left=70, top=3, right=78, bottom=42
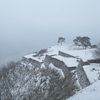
left=88, top=59, right=100, bottom=63
left=58, top=51, right=76, bottom=58
left=22, top=57, right=42, bottom=67
left=44, top=55, right=69, bottom=77
left=77, top=59, right=90, bottom=88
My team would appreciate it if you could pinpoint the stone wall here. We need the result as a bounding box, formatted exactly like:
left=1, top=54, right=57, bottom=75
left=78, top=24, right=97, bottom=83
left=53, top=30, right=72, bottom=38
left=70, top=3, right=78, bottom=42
left=22, top=57, right=42, bottom=68
left=58, top=51, right=76, bottom=58
left=44, top=55, right=69, bottom=77
left=22, top=55, right=91, bottom=89
left=68, top=67, right=76, bottom=71
left=77, top=59, right=90, bottom=89
left=88, top=59, right=100, bottom=63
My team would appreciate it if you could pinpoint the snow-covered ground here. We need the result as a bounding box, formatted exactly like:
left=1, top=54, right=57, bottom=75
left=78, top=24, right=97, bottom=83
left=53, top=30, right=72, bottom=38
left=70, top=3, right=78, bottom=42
left=24, top=44, right=95, bottom=67
left=83, top=63, right=100, bottom=83
left=67, top=63, right=100, bottom=100
left=67, top=81, right=100, bottom=100
left=52, top=45, right=94, bottom=61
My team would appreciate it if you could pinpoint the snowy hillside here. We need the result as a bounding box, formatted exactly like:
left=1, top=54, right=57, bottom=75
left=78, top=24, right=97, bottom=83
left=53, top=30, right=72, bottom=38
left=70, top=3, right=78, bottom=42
left=67, top=81, right=100, bottom=100
left=1, top=44, right=100, bottom=100
left=66, top=63, right=100, bottom=100
left=17, top=45, right=100, bottom=100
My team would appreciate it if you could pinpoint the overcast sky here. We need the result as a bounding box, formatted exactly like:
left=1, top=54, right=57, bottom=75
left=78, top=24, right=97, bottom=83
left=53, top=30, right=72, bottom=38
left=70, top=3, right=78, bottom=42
left=0, top=0, right=100, bottom=65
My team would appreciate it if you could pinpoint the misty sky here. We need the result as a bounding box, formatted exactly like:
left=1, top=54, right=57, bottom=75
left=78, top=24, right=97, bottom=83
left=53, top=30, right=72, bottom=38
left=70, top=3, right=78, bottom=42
left=0, top=0, right=100, bottom=65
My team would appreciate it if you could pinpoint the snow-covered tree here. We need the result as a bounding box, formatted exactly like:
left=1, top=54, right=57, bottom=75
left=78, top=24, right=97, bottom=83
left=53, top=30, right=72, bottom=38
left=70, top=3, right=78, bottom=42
left=0, top=61, right=78, bottom=100
left=58, top=37, right=65, bottom=45
left=73, top=36, right=91, bottom=49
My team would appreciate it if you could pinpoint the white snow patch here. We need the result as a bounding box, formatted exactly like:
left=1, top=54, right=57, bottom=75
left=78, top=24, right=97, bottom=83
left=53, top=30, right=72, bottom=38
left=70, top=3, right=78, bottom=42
left=67, top=81, right=100, bottom=100
left=83, top=63, right=100, bottom=83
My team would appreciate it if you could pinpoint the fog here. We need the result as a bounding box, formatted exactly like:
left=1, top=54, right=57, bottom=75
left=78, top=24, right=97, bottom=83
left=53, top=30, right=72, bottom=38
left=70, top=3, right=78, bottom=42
left=0, top=0, right=100, bottom=65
